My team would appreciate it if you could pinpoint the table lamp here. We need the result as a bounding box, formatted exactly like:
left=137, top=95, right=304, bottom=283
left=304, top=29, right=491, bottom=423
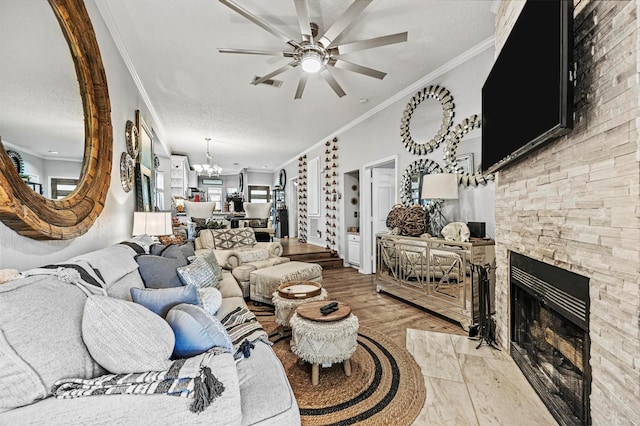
left=132, top=211, right=173, bottom=241
left=421, top=173, right=459, bottom=237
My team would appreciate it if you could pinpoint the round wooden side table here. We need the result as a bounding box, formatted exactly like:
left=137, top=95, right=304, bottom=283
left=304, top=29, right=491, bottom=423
left=290, top=301, right=359, bottom=386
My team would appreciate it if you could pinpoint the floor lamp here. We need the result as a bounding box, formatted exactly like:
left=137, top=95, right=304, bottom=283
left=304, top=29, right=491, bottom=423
left=421, top=173, right=459, bottom=237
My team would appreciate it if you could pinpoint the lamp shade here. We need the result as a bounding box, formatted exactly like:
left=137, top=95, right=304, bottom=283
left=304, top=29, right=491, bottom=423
left=132, top=211, right=172, bottom=236
left=421, top=173, right=459, bottom=200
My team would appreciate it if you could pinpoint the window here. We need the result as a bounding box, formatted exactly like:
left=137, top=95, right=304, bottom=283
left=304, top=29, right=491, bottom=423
left=207, top=187, right=223, bottom=211
left=247, top=185, right=270, bottom=203
left=50, top=178, right=78, bottom=199
left=155, top=171, right=165, bottom=209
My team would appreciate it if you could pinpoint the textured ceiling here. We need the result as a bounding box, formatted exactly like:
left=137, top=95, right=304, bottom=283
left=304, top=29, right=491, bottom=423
left=1, top=0, right=496, bottom=174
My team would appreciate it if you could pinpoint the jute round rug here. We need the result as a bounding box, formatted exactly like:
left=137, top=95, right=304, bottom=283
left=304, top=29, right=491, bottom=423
left=250, top=303, right=426, bottom=426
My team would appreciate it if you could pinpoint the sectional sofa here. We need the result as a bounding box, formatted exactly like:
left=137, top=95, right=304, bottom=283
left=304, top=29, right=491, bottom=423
left=0, top=236, right=300, bottom=425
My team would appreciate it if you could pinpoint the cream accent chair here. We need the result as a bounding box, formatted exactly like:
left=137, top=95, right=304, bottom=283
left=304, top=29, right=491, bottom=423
left=243, top=202, right=275, bottom=242
left=183, top=201, right=216, bottom=239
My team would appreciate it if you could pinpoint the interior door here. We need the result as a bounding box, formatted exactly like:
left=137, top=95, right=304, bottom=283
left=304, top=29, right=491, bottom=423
left=371, top=168, right=395, bottom=272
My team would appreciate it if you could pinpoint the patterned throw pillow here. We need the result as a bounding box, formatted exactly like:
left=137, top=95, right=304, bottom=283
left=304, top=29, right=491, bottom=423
left=166, top=303, right=233, bottom=358
left=176, top=256, right=218, bottom=289
left=235, top=228, right=257, bottom=246
left=188, top=250, right=223, bottom=281
left=212, top=229, right=237, bottom=250
left=130, top=285, right=199, bottom=317
left=82, top=295, right=174, bottom=373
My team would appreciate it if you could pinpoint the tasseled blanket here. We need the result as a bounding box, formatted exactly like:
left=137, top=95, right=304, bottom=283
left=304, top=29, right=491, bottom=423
left=52, top=350, right=225, bottom=413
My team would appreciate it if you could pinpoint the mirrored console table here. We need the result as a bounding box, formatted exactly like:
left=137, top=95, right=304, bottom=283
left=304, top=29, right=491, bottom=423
left=376, top=233, right=495, bottom=331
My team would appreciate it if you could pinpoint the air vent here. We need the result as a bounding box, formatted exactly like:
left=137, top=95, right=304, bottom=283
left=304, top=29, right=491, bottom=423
left=252, top=76, right=283, bottom=88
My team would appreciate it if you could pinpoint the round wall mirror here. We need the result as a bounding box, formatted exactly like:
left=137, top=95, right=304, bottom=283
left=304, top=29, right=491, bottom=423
left=443, top=114, right=495, bottom=186
left=0, top=0, right=84, bottom=197
left=0, top=0, right=112, bottom=240
left=401, top=85, right=455, bottom=155
left=400, top=158, right=443, bottom=208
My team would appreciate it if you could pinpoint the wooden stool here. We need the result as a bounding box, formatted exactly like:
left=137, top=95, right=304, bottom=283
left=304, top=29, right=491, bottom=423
left=289, top=301, right=359, bottom=386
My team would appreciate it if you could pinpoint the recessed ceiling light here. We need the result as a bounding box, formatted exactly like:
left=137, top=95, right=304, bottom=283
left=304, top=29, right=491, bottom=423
left=48, top=150, right=59, bottom=154
left=359, top=98, right=369, bottom=104
left=263, top=165, right=269, bottom=169
left=233, top=162, right=239, bottom=166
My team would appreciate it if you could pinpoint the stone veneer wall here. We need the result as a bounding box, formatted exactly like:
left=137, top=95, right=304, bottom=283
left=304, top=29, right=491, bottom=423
left=492, top=1, right=640, bottom=424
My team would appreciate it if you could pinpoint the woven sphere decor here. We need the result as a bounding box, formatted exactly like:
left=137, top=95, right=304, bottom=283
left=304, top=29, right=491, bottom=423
left=399, top=205, right=429, bottom=237
left=385, top=204, right=406, bottom=229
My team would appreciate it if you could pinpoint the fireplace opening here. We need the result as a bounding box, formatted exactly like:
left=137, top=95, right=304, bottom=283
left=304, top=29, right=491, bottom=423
left=510, top=252, right=591, bottom=426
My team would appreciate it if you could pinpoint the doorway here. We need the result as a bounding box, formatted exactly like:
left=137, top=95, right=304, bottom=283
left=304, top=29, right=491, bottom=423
left=361, top=155, right=397, bottom=274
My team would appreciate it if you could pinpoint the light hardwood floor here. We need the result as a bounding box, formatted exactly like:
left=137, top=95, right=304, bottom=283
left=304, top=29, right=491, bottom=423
left=279, top=240, right=556, bottom=425
left=319, top=266, right=466, bottom=348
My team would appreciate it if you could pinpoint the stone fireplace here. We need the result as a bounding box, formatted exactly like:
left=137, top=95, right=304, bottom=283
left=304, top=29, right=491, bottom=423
left=492, top=1, right=640, bottom=424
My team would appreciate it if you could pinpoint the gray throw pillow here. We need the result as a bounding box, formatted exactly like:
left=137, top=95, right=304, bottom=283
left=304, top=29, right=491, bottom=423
left=135, top=243, right=190, bottom=289
left=176, top=256, right=218, bottom=289
left=180, top=241, right=196, bottom=260
left=159, top=244, right=189, bottom=266
left=135, top=255, right=183, bottom=289
left=82, top=295, right=174, bottom=374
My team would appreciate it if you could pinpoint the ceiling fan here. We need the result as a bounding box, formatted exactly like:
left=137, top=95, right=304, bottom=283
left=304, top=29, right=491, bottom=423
left=218, top=0, right=408, bottom=99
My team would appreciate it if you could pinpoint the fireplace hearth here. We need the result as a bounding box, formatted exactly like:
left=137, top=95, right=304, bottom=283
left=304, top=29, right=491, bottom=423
left=510, top=252, right=590, bottom=426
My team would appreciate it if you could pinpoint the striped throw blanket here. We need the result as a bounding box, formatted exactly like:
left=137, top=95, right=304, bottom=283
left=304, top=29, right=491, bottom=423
left=220, top=306, right=271, bottom=359
left=52, top=350, right=225, bottom=413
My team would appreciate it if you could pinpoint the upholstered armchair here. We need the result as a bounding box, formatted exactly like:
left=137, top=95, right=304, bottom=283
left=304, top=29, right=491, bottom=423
left=243, top=202, right=275, bottom=242
left=183, top=201, right=216, bottom=238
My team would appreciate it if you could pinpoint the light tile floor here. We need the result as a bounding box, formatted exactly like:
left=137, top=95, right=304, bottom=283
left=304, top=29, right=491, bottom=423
left=406, top=329, right=558, bottom=426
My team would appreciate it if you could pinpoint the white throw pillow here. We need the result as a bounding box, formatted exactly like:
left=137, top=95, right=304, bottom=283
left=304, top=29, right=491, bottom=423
left=198, top=287, right=223, bottom=315
left=82, top=295, right=174, bottom=374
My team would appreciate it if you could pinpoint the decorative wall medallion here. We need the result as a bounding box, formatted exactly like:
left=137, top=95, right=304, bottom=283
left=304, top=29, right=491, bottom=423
left=153, top=155, right=160, bottom=169
left=125, top=120, right=140, bottom=158
left=6, top=150, right=24, bottom=174
left=400, top=158, right=443, bottom=208
left=278, top=169, right=287, bottom=189
left=120, top=152, right=135, bottom=192
left=400, top=85, right=454, bottom=155
left=443, top=114, right=494, bottom=186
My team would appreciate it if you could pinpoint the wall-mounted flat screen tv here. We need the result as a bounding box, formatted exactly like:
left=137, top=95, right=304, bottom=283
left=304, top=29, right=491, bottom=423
left=481, top=0, right=573, bottom=174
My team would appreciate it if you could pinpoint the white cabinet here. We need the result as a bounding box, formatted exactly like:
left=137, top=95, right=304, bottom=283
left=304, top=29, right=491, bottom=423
left=170, top=155, right=190, bottom=198
left=348, top=233, right=360, bottom=266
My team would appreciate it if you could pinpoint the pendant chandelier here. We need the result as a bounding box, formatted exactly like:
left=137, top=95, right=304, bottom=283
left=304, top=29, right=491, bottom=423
left=192, top=138, right=222, bottom=177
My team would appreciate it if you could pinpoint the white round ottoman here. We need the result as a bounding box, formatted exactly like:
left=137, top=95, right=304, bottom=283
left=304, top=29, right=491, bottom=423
left=272, top=287, right=329, bottom=329
left=289, top=301, right=359, bottom=386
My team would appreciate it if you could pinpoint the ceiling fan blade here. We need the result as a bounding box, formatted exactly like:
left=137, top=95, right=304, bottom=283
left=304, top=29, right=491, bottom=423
left=318, top=0, right=372, bottom=48
left=252, top=62, right=298, bottom=85
left=293, top=0, right=313, bottom=43
left=219, top=0, right=301, bottom=49
left=331, top=32, right=408, bottom=55
left=320, top=68, right=346, bottom=98
left=294, top=74, right=308, bottom=99
left=218, top=48, right=295, bottom=58
left=330, top=59, right=386, bottom=80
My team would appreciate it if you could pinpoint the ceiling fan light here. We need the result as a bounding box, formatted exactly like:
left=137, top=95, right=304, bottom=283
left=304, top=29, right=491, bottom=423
left=300, top=52, right=322, bottom=73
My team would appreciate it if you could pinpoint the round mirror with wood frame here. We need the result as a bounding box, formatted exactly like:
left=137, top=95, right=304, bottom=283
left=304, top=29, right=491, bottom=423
left=0, top=0, right=112, bottom=240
